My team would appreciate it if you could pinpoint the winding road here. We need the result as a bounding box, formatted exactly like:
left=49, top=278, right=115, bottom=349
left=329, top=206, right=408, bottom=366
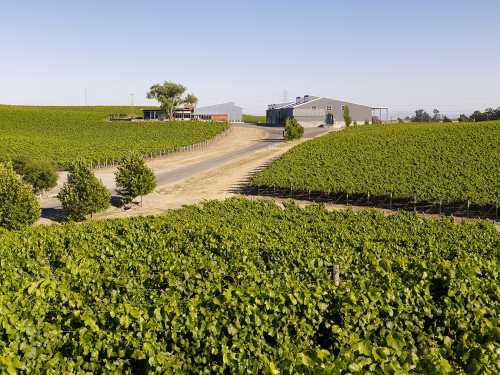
left=39, top=124, right=331, bottom=222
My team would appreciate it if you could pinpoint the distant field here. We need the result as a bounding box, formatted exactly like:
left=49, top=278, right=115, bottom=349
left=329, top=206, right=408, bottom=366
left=252, top=121, right=500, bottom=206
left=242, top=114, right=266, bottom=124
left=0, top=105, right=228, bottom=168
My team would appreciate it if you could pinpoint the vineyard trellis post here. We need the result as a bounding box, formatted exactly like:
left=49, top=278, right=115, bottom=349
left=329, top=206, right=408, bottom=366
left=333, top=265, right=340, bottom=286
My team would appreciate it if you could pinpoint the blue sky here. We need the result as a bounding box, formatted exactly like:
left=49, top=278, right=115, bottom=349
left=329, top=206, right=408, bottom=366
left=1, top=0, right=499, bottom=117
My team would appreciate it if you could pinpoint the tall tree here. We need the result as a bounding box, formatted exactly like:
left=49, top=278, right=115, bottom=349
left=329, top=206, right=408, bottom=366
left=412, top=109, right=431, bottom=122
left=58, top=161, right=110, bottom=221
left=432, top=109, right=441, bottom=121
left=185, top=93, right=198, bottom=109
left=146, top=81, right=198, bottom=120
left=343, top=105, right=352, bottom=127
left=115, top=154, right=156, bottom=206
left=0, top=162, right=40, bottom=229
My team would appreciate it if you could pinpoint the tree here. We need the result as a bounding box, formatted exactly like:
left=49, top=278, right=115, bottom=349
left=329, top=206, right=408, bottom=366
left=470, top=110, right=486, bottom=122
left=0, top=162, right=40, bottom=230
left=12, top=159, right=58, bottom=194
left=458, top=114, right=469, bottom=122
left=185, top=93, right=198, bottom=109
left=57, top=161, right=110, bottom=221
left=146, top=81, right=198, bottom=120
left=284, top=118, right=304, bottom=141
left=412, top=109, right=431, bottom=122
left=343, top=105, right=352, bottom=127
left=442, top=116, right=453, bottom=123
left=115, top=154, right=156, bottom=206
left=432, top=109, right=441, bottom=122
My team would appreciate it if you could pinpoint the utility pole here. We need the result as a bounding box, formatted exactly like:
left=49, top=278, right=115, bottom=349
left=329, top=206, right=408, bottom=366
left=130, top=93, right=135, bottom=106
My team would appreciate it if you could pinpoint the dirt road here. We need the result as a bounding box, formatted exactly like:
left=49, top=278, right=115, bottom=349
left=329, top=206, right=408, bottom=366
left=39, top=125, right=330, bottom=223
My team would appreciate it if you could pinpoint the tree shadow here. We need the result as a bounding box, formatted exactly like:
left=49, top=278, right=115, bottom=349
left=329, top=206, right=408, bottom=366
left=41, top=207, right=66, bottom=222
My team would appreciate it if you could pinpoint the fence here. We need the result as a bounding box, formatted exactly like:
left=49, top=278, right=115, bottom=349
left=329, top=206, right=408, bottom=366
left=88, top=127, right=232, bottom=170
left=242, top=185, right=499, bottom=221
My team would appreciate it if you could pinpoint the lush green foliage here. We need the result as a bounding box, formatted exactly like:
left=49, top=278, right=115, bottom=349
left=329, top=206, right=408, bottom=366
left=284, top=118, right=304, bottom=141
left=0, top=105, right=227, bottom=168
left=253, top=121, right=500, bottom=205
left=12, top=158, right=58, bottom=194
left=115, top=154, right=157, bottom=204
left=57, top=161, right=111, bottom=221
left=0, top=163, right=40, bottom=229
left=242, top=114, right=267, bottom=124
left=0, top=198, right=498, bottom=373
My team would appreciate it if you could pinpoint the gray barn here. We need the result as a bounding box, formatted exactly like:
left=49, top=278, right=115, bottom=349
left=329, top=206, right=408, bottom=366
left=195, top=102, right=243, bottom=123
left=267, top=95, right=374, bottom=128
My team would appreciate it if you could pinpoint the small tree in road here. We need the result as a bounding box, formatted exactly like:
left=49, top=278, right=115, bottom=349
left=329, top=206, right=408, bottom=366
left=147, top=81, right=198, bottom=120
left=343, top=105, right=352, bottom=127
left=115, top=154, right=156, bottom=206
left=0, top=162, right=41, bottom=230
left=58, top=161, right=110, bottom=221
left=284, top=118, right=304, bottom=140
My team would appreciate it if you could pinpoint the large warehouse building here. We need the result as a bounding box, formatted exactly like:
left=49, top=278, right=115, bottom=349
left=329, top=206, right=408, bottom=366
left=195, top=102, right=243, bottom=123
left=267, top=95, right=380, bottom=128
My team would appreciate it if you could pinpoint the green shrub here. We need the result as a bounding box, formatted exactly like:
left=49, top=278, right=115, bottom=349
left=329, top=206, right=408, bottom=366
left=284, top=118, right=304, bottom=140
left=12, top=158, right=58, bottom=194
left=115, top=154, right=156, bottom=205
left=0, top=162, right=40, bottom=229
left=57, top=161, right=110, bottom=220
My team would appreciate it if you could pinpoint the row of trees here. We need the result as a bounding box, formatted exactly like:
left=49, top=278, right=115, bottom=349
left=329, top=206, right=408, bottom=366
left=0, top=155, right=156, bottom=229
left=407, top=107, right=500, bottom=123
left=459, top=107, right=500, bottom=122
left=58, top=154, right=156, bottom=221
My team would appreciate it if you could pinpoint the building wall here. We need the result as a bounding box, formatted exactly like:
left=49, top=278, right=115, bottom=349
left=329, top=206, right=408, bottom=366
left=195, top=102, right=243, bottom=122
left=266, top=107, right=294, bottom=125
left=293, top=98, right=372, bottom=127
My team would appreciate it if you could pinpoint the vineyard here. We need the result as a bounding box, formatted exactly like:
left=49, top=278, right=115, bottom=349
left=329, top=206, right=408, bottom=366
left=0, top=198, right=498, bottom=373
left=251, top=121, right=500, bottom=213
left=0, top=105, right=228, bottom=168
left=242, top=114, right=267, bottom=124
